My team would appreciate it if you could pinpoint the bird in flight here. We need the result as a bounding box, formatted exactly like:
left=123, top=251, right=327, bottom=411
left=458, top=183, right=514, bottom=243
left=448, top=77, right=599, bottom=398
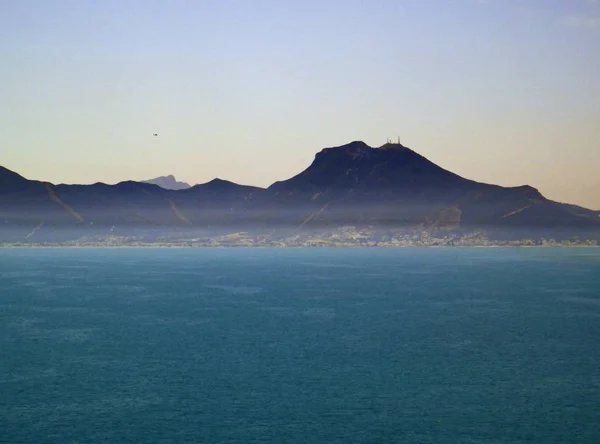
left=153, top=133, right=158, bottom=136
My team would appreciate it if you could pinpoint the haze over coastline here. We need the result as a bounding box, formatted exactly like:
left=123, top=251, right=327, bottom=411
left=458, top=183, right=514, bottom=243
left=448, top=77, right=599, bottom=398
left=1, top=1, right=599, bottom=209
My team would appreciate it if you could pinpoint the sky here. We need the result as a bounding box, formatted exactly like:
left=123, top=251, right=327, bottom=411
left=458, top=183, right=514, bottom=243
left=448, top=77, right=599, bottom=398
left=1, top=0, right=599, bottom=209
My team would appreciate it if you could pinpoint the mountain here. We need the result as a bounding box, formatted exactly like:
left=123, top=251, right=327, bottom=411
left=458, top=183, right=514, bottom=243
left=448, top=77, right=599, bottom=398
left=0, top=165, right=263, bottom=241
left=142, top=175, right=191, bottom=190
left=262, top=141, right=600, bottom=237
left=1, top=142, right=599, bottom=243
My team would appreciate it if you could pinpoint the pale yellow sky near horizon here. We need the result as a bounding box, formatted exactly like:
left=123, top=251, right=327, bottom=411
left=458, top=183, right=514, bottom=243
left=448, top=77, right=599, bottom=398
left=1, top=1, right=599, bottom=210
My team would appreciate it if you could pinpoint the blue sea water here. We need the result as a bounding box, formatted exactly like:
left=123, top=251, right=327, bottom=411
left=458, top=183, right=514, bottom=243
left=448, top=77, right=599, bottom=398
left=1, top=247, right=600, bottom=444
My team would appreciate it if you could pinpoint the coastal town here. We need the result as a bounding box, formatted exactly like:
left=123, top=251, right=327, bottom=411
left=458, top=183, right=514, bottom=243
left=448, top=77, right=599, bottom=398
left=2, top=226, right=597, bottom=248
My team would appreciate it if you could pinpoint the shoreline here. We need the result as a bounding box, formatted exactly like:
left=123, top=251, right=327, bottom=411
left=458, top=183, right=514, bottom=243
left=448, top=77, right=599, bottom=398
left=1, top=244, right=598, bottom=249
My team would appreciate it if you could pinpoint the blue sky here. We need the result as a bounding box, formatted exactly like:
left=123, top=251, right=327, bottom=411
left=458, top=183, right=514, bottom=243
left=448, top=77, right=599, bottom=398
left=1, top=0, right=599, bottom=208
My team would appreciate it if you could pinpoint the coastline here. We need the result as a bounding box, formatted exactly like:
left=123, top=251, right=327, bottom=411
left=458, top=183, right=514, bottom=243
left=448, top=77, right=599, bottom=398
left=1, top=244, right=598, bottom=249
left=2, top=230, right=598, bottom=249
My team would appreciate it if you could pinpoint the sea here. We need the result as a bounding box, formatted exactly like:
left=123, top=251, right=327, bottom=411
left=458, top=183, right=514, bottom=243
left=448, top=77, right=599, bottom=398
left=1, top=247, right=599, bottom=444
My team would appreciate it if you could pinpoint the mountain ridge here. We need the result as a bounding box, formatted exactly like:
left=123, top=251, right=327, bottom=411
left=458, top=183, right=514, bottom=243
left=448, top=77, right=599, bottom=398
left=1, top=141, right=599, bottom=242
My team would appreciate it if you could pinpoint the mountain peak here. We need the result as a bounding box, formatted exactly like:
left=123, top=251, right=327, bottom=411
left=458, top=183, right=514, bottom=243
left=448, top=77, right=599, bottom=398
left=194, top=178, right=239, bottom=190
left=315, top=141, right=419, bottom=161
left=318, top=140, right=370, bottom=155
left=378, top=142, right=409, bottom=151
left=142, top=175, right=191, bottom=190
left=206, top=178, right=230, bottom=185
left=268, top=140, right=463, bottom=194
left=188, top=178, right=263, bottom=195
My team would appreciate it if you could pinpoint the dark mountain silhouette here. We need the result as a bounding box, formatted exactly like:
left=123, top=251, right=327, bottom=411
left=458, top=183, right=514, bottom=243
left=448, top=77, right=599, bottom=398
left=0, top=165, right=41, bottom=195
left=1, top=141, right=599, bottom=242
left=260, top=141, right=599, bottom=236
left=142, top=174, right=191, bottom=190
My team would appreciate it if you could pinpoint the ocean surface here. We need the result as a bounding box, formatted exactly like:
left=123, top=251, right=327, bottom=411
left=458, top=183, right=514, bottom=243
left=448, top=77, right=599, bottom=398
left=1, top=247, right=600, bottom=443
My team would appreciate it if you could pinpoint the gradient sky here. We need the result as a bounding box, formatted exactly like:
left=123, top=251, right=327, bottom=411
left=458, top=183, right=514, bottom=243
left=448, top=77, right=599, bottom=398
left=1, top=0, right=599, bottom=208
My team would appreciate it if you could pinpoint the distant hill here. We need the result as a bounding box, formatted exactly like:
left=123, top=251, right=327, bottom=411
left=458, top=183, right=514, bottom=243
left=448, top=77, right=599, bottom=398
left=142, top=175, right=191, bottom=190
left=1, top=141, right=599, bottom=243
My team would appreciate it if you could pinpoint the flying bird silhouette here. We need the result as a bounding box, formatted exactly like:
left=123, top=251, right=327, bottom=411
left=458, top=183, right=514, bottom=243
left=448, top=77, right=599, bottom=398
left=153, top=133, right=158, bottom=136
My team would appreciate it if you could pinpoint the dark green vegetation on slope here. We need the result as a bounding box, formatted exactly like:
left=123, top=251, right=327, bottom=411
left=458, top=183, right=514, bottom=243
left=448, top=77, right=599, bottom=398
left=1, top=141, right=599, bottom=242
